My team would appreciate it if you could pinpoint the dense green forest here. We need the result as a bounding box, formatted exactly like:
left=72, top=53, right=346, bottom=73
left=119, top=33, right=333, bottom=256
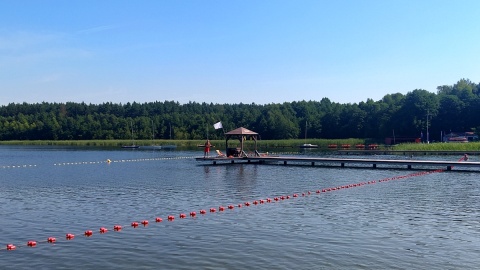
left=1, top=79, right=479, bottom=142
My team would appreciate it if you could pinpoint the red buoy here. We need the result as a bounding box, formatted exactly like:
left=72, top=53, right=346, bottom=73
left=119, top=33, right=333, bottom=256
left=141, top=220, right=149, bottom=226
left=228, top=205, right=234, bottom=209
left=155, top=217, right=163, bottom=222
left=237, top=204, right=242, bottom=208
left=66, top=233, right=75, bottom=240
left=84, top=230, right=93, bottom=236
left=245, top=202, right=251, bottom=206
left=6, top=244, right=16, bottom=250
left=210, top=208, right=216, bottom=212
left=200, top=209, right=207, bottom=214
left=179, top=213, right=187, bottom=218
left=219, top=206, right=225, bottom=211
left=100, top=227, right=108, bottom=233
left=167, top=215, right=175, bottom=221
left=114, top=225, right=123, bottom=231
left=253, top=201, right=258, bottom=205
left=131, top=222, right=139, bottom=227
left=266, top=198, right=271, bottom=202
left=293, top=194, right=298, bottom=197
left=190, top=211, right=197, bottom=217
left=47, top=237, right=56, bottom=243
left=27, top=241, right=37, bottom=247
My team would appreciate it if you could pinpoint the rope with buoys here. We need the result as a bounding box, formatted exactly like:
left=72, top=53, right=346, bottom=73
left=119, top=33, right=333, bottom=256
left=1, top=164, right=37, bottom=169
left=0, top=156, right=197, bottom=170
left=53, top=156, right=196, bottom=166
left=1, top=155, right=468, bottom=252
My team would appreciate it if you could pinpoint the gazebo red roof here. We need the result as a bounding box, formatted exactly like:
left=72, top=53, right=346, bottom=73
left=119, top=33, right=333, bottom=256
left=224, top=127, right=258, bottom=135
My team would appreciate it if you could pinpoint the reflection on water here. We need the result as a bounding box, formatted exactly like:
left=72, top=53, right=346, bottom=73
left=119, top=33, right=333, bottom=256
left=1, top=145, right=480, bottom=270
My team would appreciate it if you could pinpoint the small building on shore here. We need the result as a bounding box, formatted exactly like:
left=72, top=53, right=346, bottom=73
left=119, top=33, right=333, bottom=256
left=443, top=132, right=478, bottom=143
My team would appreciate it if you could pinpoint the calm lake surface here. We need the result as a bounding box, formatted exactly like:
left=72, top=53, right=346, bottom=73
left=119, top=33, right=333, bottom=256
left=1, top=145, right=479, bottom=269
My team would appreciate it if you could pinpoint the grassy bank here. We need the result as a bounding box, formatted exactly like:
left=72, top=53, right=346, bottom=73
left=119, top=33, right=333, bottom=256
left=0, top=139, right=201, bottom=147
left=1, top=139, right=479, bottom=151
left=392, top=142, right=480, bottom=151
left=0, top=138, right=367, bottom=149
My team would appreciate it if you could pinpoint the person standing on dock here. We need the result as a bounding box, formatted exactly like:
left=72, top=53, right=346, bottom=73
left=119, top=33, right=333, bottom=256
left=204, top=139, right=212, bottom=158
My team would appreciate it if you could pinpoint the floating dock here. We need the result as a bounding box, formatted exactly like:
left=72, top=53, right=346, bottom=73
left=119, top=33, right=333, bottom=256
left=336, top=150, right=480, bottom=156
left=195, top=156, right=480, bottom=172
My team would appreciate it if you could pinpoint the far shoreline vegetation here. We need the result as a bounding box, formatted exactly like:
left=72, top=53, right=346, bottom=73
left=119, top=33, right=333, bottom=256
left=1, top=79, right=479, bottom=148
left=1, top=139, right=479, bottom=152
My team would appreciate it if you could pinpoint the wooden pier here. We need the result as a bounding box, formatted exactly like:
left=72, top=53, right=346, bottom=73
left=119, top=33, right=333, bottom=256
left=195, top=156, right=480, bottom=172
left=336, top=150, right=480, bottom=156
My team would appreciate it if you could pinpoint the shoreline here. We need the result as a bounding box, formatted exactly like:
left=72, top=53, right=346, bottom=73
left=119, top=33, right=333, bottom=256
left=0, top=139, right=479, bottom=152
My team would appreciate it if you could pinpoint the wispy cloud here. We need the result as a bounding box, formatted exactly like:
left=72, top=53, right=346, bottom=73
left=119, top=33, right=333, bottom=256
left=0, top=31, right=60, bottom=51
left=37, top=73, right=62, bottom=84
left=0, top=26, right=97, bottom=68
left=78, top=24, right=121, bottom=35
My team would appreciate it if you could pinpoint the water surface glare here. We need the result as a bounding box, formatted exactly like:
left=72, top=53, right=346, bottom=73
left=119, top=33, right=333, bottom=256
left=1, top=146, right=479, bottom=269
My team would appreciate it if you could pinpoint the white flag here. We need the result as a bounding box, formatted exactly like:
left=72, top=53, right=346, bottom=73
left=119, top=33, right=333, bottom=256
left=213, top=121, right=223, bottom=130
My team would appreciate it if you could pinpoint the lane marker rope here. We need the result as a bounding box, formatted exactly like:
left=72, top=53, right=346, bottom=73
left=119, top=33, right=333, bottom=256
left=1, top=164, right=37, bottom=169
left=1, top=155, right=467, bottom=251
left=0, top=156, right=196, bottom=169
left=53, top=156, right=195, bottom=166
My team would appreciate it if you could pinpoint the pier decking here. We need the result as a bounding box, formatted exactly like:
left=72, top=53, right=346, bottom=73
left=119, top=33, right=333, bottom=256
left=195, top=156, right=480, bottom=172
left=336, top=150, right=480, bottom=156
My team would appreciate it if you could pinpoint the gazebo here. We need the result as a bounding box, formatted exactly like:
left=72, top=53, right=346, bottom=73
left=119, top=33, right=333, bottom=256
left=224, top=127, right=259, bottom=157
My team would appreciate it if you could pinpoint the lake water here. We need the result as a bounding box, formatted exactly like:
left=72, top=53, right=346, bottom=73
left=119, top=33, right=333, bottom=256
left=1, top=145, right=479, bottom=269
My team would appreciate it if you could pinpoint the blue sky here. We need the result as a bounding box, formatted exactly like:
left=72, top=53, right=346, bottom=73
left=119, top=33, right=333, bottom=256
left=1, top=1, right=479, bottom=106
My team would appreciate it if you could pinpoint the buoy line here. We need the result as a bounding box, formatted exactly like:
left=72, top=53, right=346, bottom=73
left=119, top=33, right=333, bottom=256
left=1, top=155, right=467, bottom=252
left=0, top=164, right=37, bottom=169
left=53, top=156, right=195, bottom=166
left=1, top=156, right=196, bottom=169
left=0, top=168, right=451, bottom=251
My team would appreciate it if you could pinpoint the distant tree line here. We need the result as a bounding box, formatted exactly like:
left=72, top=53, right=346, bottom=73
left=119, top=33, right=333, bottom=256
left=1, top=79, right=479, bottom=142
